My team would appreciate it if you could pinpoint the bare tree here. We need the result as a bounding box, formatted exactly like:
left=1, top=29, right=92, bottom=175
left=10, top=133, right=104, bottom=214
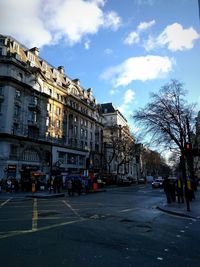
left=132, top=79, right=196, bottom=179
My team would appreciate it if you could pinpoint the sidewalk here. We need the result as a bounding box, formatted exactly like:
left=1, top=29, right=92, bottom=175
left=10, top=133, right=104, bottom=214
left=0, top=188, right=107, bottom=200
left=157, top=187, right=200, bottom=219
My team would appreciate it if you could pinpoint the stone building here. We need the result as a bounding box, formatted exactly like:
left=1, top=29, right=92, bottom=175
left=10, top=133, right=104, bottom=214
left=0, top=35, right=103, bottom=185
left=100, top=103, right=137, bottom=180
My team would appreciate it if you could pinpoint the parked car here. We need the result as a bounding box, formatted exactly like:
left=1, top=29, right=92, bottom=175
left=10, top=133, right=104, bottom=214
left=117, top=178, right=131, bottom=186
left=152, top=178, right=163, bottom=188
left=127, top=176, right=137, bottom=184
left=97, top=179, right=106, bottom=188
left=138, top=177, right=146, bottom=184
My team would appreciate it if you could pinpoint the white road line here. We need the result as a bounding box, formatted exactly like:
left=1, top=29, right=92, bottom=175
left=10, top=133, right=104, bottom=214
left=0, top=198, right=12, bottom=207
left=62, top=200, right=81, bottom=218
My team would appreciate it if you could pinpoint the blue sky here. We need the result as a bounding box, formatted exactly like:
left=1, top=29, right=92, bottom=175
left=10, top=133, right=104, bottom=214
left=0, top=0, right=200, bottom=135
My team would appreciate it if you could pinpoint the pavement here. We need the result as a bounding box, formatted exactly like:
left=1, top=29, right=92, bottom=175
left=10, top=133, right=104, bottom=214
left=156, top=187, right=200, bottom=219
left=0, top=188, right=106, bottom=200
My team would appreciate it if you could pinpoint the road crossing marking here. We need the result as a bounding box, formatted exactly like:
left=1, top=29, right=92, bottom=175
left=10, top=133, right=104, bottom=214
left=62, top=200, right=81, bottom=218
left=0, top=198, right=12, bottom=207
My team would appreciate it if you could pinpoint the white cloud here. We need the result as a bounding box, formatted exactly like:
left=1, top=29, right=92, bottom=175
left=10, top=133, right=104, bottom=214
left=104, top=48, right=113, bottom=55
left=157, top=23, right=199, bottom=51
left=124, top=20, right=155, bottom=45
left=0, top=0, right=121, bottom=48
left=124, top=32, right=140, bottom=45
left=103, top=11, right=121, bottom=31
left=84, top=40, right=91, bottom=50
left=101, top=55, right=174, bottom=87
left=144, top=23, right=200, bottom=51
left=137, top=20, right=155, bottom=32
left=117, top=89, right=135, bottom=123
left=124, top=89, right=135, bottom=104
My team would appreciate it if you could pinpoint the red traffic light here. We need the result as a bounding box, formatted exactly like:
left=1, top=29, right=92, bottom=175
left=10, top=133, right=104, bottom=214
left=184, top=142, right=192, bottom=151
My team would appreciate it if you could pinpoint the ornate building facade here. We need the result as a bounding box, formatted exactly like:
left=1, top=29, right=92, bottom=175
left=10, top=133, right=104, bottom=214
left=100, top=103, right=137, bottom=179
left=0, top=35, right=103, bottom=183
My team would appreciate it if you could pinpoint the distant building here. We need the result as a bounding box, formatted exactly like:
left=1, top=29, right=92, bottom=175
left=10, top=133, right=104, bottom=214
left=0, top=35, right=103, bottom=185
left=100, top=103, right=137, bottom=179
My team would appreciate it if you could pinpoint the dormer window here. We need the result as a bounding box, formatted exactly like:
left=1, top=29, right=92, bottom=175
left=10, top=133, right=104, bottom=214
left=13, top=42, right=19, bottom=53
left=28, top=52, right=35, bottom=62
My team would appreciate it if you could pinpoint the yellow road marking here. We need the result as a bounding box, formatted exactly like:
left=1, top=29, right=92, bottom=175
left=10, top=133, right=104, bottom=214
left=0, top=217, right=87, bottom=240
left=32, top=198, right=38, bottom=231
left=0, top=198, right=12, bottom=207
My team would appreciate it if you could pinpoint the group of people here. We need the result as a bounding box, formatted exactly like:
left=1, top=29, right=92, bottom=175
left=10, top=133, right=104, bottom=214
left=66, top=178, right=94, bottom=196
left=0, top=178, right=19, bottom=193
left=163, top=176, right=197, bottom=211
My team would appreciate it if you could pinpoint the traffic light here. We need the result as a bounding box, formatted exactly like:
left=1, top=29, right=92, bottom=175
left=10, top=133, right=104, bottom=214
left=184, top=142, right=192, bottom=155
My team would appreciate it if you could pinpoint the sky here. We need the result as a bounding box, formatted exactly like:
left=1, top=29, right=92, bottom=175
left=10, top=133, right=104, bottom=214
left=0, top=0, right=200, bottom=138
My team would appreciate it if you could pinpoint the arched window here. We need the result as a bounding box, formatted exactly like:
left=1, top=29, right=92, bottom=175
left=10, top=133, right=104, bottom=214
left=22, top=148, right=40, bottom=162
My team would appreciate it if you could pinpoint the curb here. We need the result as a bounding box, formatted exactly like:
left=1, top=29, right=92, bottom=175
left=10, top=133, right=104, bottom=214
left=88, top=189, right=106, bottom=194
left=26, top=193, right=65, bottom=199
left=156, top=206, right=196, bottom=219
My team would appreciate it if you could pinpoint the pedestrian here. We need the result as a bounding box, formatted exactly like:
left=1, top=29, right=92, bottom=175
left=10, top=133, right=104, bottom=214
left=67, top=179, right=73, bottom=196
left=169, top=178, right=176, bottom=202
left=176, top=178, right=184, bottom=203
left=76, top=178, right=82, bottom=196
left=184, top=180, right=192, bottom=211
left=163, top=176, right=171, bottom=204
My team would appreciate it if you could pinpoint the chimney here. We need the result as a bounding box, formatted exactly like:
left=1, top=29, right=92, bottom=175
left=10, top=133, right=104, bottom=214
left=58, top=66, right=65, bottom=75
left=29, top=47, right=39, bottom=56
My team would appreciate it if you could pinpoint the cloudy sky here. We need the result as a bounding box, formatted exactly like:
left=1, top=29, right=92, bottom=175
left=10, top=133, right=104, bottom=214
left=0, top=0, right=200, bottom=134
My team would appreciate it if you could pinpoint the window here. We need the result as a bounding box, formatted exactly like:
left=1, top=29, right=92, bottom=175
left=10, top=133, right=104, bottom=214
left=17, top=73, right=23, bottom=81
left=29, top=111, right=37, bottom=122
left=10, top=145, right=18, bottom=158
left=22, top=148, right=39, bottom=161
left=74, top=126, right=77, bottom=136
left=16, top=90, right=21, bottom=98
left=58, top=151, right=66, bottom=163
left=56, top=106, right=61, bottom=115
left=56, top=120, right=60, bottom=128
left=47, top=103, right=51, bottom=112
left=46, top=117, right=50, bottom=127
left=0, top=48, right=2, bottom=55
left=33, top=96, right=38, bottom=105
left=48, top=88, right=52, bottom=95
left=67, top=154, right=77, bottom=165
left=28, top=52, right=35, bottom=62
left=13, top=42, right=19, bottom=52
left=81, top=128, right=84, bottom=137
left=14, top=105, right=20, bottom=116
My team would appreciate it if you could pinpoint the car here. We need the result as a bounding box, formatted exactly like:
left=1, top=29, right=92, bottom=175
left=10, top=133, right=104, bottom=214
left=138, top=177, right=146, bottom=184
left=152, top=178, right=163, bottom=188
left=127, top=176, right=137, bottom=184
left=97, top=179, right=106, bottom=188
left=117, top=178, right=131, bottom=186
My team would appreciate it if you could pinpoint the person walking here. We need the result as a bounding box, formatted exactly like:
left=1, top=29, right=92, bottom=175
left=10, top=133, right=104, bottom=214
left=67, top=179, right=73, bottom=196
left=177, top=178, right=184, bottom=203
left=163, top=176, right=171, bottom=204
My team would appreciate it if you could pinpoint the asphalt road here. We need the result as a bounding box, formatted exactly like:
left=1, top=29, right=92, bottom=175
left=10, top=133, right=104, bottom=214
left=0, top=184, right=200, bottom=267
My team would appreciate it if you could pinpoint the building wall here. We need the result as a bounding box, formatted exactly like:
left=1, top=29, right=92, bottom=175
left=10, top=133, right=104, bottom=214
left=0, top=35, right=103, bottom=182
